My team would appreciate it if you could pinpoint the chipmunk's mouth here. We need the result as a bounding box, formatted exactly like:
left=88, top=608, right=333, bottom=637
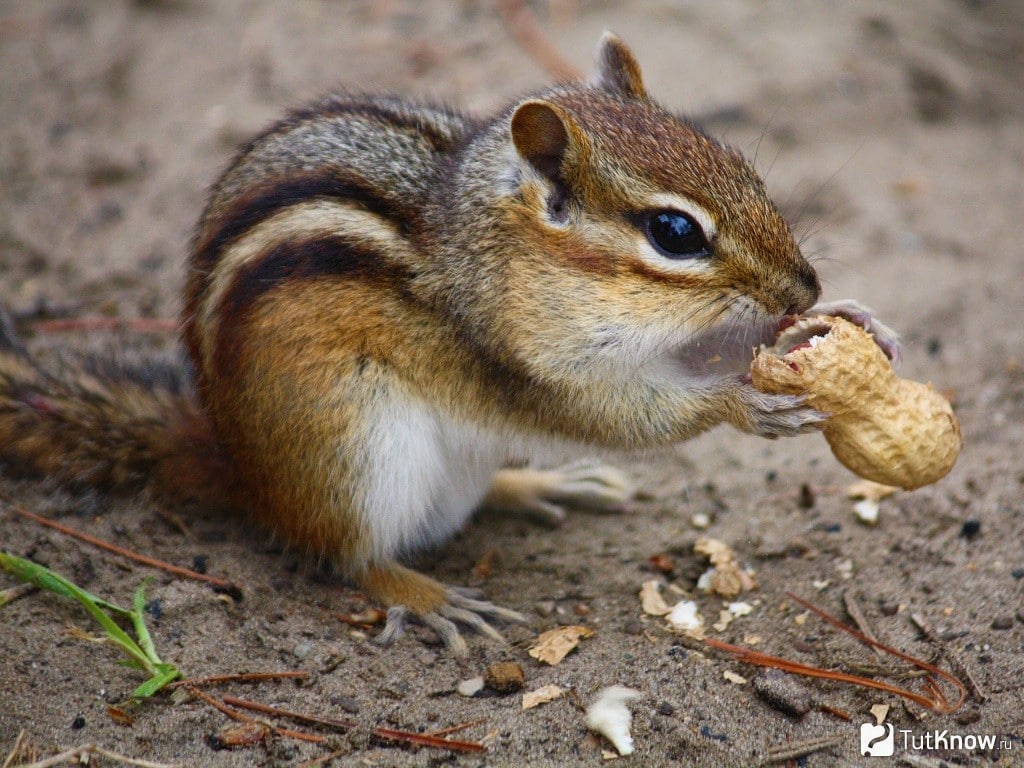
left=766, top=315, right=834, bottom=356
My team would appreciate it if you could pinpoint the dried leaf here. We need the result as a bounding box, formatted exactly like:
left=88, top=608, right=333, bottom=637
left=713, top=609, right=734, bottom=632
left=210, top=721, right=270, bottom=748
left=648, top=554, right=675, bottom=575
left=473, top=549, right=497, bottom=580
left=106, top=705, right=135, bottom=726
left=693, top=537, right=756, bottom=598
left=694, top=536, right=734, bottom=565
left=870, top=703, right=890, bottom=724
left=528, top=625, right=593, bottom=665
left=639, top=580, right=672, bottom=616
left=522, top=684, right=566, bottom=710
left=335, top=608, right=386, bottom=627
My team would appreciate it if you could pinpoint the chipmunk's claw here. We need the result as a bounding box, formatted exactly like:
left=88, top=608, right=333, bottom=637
left=734, top=385, right=829, bottom=439
left=375, top=591, right=527, bottom=656
left=806, top=300, right=902, bottom=366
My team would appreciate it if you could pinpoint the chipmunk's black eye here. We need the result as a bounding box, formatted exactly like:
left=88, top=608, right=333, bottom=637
left=645, top=210, right=710, bottom=259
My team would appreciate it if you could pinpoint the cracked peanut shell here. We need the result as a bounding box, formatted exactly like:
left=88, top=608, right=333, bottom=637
left=750, top=315, right=961, bottom=490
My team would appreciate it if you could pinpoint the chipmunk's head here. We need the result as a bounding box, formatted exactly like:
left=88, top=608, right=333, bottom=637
left=490, top=33, right=820, bottom=386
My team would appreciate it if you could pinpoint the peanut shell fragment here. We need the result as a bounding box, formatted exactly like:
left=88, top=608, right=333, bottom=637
left=750, top=315, right=961, bottom=490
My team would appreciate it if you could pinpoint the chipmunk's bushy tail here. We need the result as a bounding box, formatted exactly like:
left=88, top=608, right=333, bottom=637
left=0, top=314, right=231, bottom=510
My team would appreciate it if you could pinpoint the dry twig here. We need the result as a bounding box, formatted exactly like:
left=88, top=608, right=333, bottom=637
left=30, top=317, right=177, bottom=334
left=909, top=612, right=986, bottom=703
left=496, top=0, right=582, bottom=81
left=169, top=671, right=308, bottom=688
left=1, top=495, right=242, bottom=598
left=186, top=684, right=486, bottom=754
left=221, top=696, right=356, bottom=731
left=706, top=592, right=967, bottom=713
left=184, top=685, right=324, bottom=743
left=1, top=731, right=30, bottom=768
left=843, top=590, right=884, bottom=658
left=373, top=726, right=486, bottom=754
left=7, top=744, right=179, bottom=768
left=763, top=733, right=845, bottom=765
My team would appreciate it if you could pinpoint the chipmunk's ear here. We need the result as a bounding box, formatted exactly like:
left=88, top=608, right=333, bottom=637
left=593, top=31, right=647, bottom=99
left=511, top=100, right=585, bottom=182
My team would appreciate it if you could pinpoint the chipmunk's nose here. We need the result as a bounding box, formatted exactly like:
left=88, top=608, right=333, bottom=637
left=785, top=264, right=821, bottom=315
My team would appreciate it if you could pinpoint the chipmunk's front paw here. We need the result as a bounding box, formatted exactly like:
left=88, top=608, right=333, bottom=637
left=732, top=383, right=828, bottom=439
left=482, top=461, right=635, bottom=525
left=805, top=300, right=901, bottom=365
left=376, top=589, right=527, bottom=656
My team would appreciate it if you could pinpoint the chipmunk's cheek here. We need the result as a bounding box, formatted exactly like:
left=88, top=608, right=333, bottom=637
left=667, top=318, right=780, bottom=379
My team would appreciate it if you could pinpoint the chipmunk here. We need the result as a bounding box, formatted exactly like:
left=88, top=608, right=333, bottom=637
left=0, top=34, right=898, bottom=654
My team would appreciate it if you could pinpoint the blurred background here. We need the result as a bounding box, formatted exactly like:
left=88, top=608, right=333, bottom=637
left=2, top=4, right=1023, bottom=764
left=2, top=1, right=1021, bottom=357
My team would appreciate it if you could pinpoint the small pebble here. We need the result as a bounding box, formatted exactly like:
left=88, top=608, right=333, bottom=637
left=484, top=662, right=525, bottom=694
left=329, top=694, right=360, bottom=714
left=457, top=676, right=485, bottom=697
left=656, top=701, right=675, bottom=716
left=853, top=499, right=880, bottom=525
left=71, top=715, right=86, bottom=730
left=752, top=669, right=813, bottom=717
left=700, top=724, right=728, bottom=742
left=534, top=600, right=556, bottom=617
left=960, top=519, right=981, bottom=539
left=292, top=641, right=313, bottom=660
left=991, top=616, right=1014, bottom=630
left=955, top=706, right=981, bottom=726
left=145, top=598, right=163, bottom=621
left=1011, top=568, right=1024, bottom=580
left=667, top=645, right=688, bottom=661
left=879, top=601, right=899, bottom=617
left=798, top=483, right=815, bottom=509
left=690, top=512, right=710, bottom=529
left=192, top=554, right=208, bottom=574
left=623, top=619, right=643, bottom=636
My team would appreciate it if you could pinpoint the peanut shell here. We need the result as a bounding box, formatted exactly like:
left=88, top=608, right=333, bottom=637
left=750, top=315, right=961, bottom=490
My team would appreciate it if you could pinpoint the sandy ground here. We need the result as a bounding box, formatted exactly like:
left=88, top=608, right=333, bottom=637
left=1, top=1, right=1023, bottom=766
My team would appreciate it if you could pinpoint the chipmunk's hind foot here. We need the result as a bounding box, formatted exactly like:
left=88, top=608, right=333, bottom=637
left=482, top=461, right=635, bottom=525
left=360, top=562, right=526, bottom=656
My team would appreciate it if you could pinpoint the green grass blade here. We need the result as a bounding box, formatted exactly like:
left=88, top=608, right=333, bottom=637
left=0, top=551, right=153, bottom=674
left=133, top=664, right=181, bottom=698
left=131, top=578, right=163, bottom=665
left=1, top=551, right=180, bottom=697
left=0, top=552, right=131, bottom=617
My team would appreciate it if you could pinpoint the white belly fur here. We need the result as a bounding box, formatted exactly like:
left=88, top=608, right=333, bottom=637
left=356, top=395, right=523, bottom=563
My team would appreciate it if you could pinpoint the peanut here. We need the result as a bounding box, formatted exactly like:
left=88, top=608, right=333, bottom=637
left=750, top=316, right=961, bottom=490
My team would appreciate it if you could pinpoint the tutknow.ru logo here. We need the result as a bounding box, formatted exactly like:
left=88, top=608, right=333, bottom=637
left=860, top=722, right=895, bottom=757
left=861, top=722, right=1014, bottom=757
